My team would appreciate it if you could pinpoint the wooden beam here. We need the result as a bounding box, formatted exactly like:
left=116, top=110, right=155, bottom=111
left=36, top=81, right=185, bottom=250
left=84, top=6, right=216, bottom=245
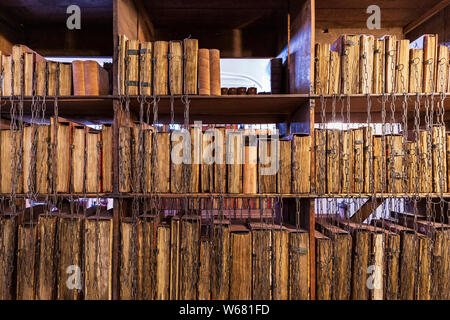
left=349, top=197, right=384, bottom=223
left=403, top=0, right=450, bottom=34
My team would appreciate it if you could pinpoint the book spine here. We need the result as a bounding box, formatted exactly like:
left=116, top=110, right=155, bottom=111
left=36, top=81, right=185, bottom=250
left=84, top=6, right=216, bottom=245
left=212, top=223, right=230, bottom=299
left=327, top=129, right=340, bottom=194
left=86, top=131, right=100, bottom=193
left=214, top=127, right=227, bottom=193
left=292, top=135, right=311, bottom=193
left=353, top=128, right=364, bottom=193
left=386, top=134, right=404, bottom=193
left=373, top=39, right=385, bottom=94
left=209, top=49, right=221, bottom=95
left=432, top=125, right=447, bottom=193
left=183, top=39, right=199, bottom=95
left=72, top=126, right=85, bottom=193
left=243, top=140, right=257, bottom=194
left=101, top=124, right=113, bottom=193
left=0, top=217, right=17, bottom=299
left=272, top=229, right=289, bottom=300
left=58, top=63, right=72, bottom=95
left=47, top=61, right=57, bottom=96
left=277, top=140, right=292, bottom=194
left=384, top=35, right=397, bottom=93
left=314, top=43, right=331, bottom=94
left=168, top=41, right=182, bottom=95
left=140, top=42, right=153, bottom=96
left=153, top=41, right=169, bottom=96
left=22, top=126, right=33, bottom=193
left=409, top=49, right=423, bottom=93
left=329, top=51, right=340, bottom=94
left=24, top=52, right=34, bottom=96
left=2, top=55, right=12, bottom=96
left=118, top=127, right=131, bottom=192
left=137, top=217, right=157, bottom=300
left=395, top=40, right=410, bottom=93
left=16, top=225, right=37, bottom=300
left=418, top=130, right=431, bottom=192
left=258, top=138, right=277, bottom=193
left=423, top=34, right=437, bottom=93
left=227, top=131, right=243, bottom=194
left=363, top=126, right=373, bottom=193
left=229, top=228, right=252, bottom=299
left=201, top=129, right=214, bottom=192
left=198, top=48, right=211, bottom=95
left=155, top=132, right=171, bottom=193
left=251, top=228, right=272, bottom=299
left=359, top=35, right=374, bottom=94
left=125, top=40, right=140, bottom=95
left=156, top=223, right=170, bottom=300
left=340, top=130, right=354, bottom=193
left=179, top=218, right=200, bottom=300
left=406, top=141, right=417, bottom=193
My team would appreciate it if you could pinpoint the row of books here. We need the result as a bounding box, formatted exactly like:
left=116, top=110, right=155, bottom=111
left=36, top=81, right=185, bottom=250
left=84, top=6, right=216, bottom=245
left=0, top=44, right=109, bottom=96
left=315, top=34, right=449, bottom=94
left=314, top=125, right=448, bottom=194
left=117, top=35, right=221, bottom=96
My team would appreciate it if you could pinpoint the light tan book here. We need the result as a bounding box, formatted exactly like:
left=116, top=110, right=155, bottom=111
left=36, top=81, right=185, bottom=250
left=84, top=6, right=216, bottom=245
left=84, top=60, right=109, bottom=95
left=140, top=41, right=152, bottom=96
left=0, top=129, right=23, bottom=193
left=183, top=39, right=199, bottom=95
left=36, top=126, right=50, bottom=194
left=382, top=35, right=397, bottom=93
left=102, top=124, right=113, bottom=193
left=58, top=63, right=72, bottom=95
left=168, top=41, right=182, bottom=95
left=436, top=45, right=449, bottom=93
left=36, top=61, right=47, bottom=96
left=118, top=34, right=128, bottom=95
left=153, top=41, right=169, bottom=96
left=125, top=39, right=139, bottom=95
left=314, top=43, right=330, bottom=94
left=409, top=48, right=423, bottom=93
left=328, top=51, right=340, bottom=94
left=86, top=130, right=101, bottom=193
left=198, top=48, right=211, bottom=95
left=209, top=49, right=221, bottom=96
left=359, top=35, right=374, bottom=94
left=331, top=35, right=360, bottom=94
left=2, top=55, right=12, bottom=96
left=72, top=60, right=85, bottom=95
left=72, top=125, right=85, bottom=193
left=395, top=40, right=410, bottom=93
left=410, top=34, right=438, bottom=93
left=50, top=117, right=72, bottom=193
left=373, top=39, right=385, bottom=93
left=24, top=53, right=34, bottom=96
left=47, top=61, right=58, bottom=96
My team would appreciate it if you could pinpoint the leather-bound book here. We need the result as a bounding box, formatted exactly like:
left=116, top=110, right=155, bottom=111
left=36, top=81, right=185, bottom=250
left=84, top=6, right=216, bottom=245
left=183, top=39, right=198, bottom=95
left=47, top=61, right=58, bottom=96
left=314, top=43, right=330, bottom=94
left=169, top=41, right=182, bottom=95
left=209, top=49, right=221, bottom=95
left=86, top=130, right=101, bottom=193
left=101, top=124, right=113, bottom=193
left=409, top=48, right=423, bottom=93
left=2, top=55, right=12, bottom=96
left=0, top=214, right=17, bottom=299
left=432, top=125, right=447, bottom=193
left=382, top=35, right=397, bottom=93
left=386, top=134, right=404, bottom=193
left=227, top=130, right=243, bottom=193
left=198, top=48, right=210, bottom=95
left=125, top=39, right=139, bottom=95
left=36, top=61, right=47, bottom=96
left=72, top=125, right=85, bottom=193
left=179, top=216, right=200, bottom=300
left=118, top=126, right=131, bottom=193
left=12, top=45, right=45, bottom=96
left=243, top=134, right=257, bottom=194
left=0, top=129, right=23, bottom=193
left=24, top=53, right=34, bottom=96
left=84, top=60, right=109, bottom=95
left=292, top=134, right=311, bottom=193
left=373, top=39, right=385, bottom=94
left=229, top=224, right=252, bottom=299
left=50, top=117, right=72, bottom=193
left=410, top=34, right=438, bottom=93
left=140, top=41, right=152, bottom=96
left=118, top=34, right=128, bottom=95
left=277, top=139, right=292, bottom=194
left=22, top=125, right=33, bottom=193
left=16, top=223, right=37, bottom=300
left=36, top=125, right=50, bottom=194
left=395, top=39, right=410, bottom=93
left=58, top=63, right=72, bottom=95
left=352, top=128, right=364, bottom=193
left=359, top=35, right=374, bottom=94
left=153, top=41, right=169, bottom=96
left=72, top=60, right=85, bottom=95
left=331, top=35, right=360, bottom=94
left=436, top=45, right=449, bottom=93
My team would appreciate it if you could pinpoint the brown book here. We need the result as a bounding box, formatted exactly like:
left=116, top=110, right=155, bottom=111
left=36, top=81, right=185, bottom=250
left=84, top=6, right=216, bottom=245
left=211, top=221, right=230, bottom=299
left=448, top=133, right=450, bottom=193
left=409, top=48, right=423, bottom=93
left=84, top=60, right=109, bottom=95
left=227, top=130, right=243, bottom=193
left=84, top=217, right=113, bottom=300
left=198, top=48, right=211, bottom=95
left=214, top=127, right=227, bottom=193
left=118, top=126, right=131, bottom=193
left=373, top=135, right=386, bottom=193
left=101, top=124, right=113, bottom=193
left=1, top=129, right=23, bottom=193
left=352, top=128, right=364, bottom=193
left=373, top=39, right=385, bottom=93
left=156, top=223, right=170, bottom=299
left=125, top=39, right=140, bottom=95
left=314, top=128, right=327, bottom=194
left=16, top=224, right=37, bottom=300
left=341, top=130, right=354, bottom=193
left=11, top=45, right=45, bottom=96
left=86, top=130, right=101, bottom=193
left=170, top=130, right=184, bottom=193
left=168, top=41, right=182, bottom=95
left=209, top=49, right=221, bottom=95
left=22, top=125, right=34, bottom=194
left=272, top=226, right=289, bottom=300
left=287, top=227, right=310, bottom=300
left=249, top=223, right=272, bottom=299
left=314, top=43, right=330, bottom=94
left=277, top=139, right=292, bottom=194
left=36, top=215, right=58, bottom=300
left=118, top=34, right=128, bottom=95
left=35, top=61, right=47, bottom=96
left=418, top=130, right=432, bottom=193
left=410, top=34, right=438, bottom=93
left=350, top=227, right=371, bottom=300
left=315, top=230, right=332, bottom=300
left=395, top=40, right=410, bottom=93
left=327, top=129, right=340, bottom=193
left=154, top=132, right=171, bottom=193
left=406, top=141, right=417, bottom=193
left=72, top=60, right=85, bottom=95
left=331, top=35, right=360, bottom=94
left=292, top=134, right=311, bottom=193
left=258, top=136, right=277, bottom=193
left=47, top=61, right=57, bottom=96
left=153, top=41, right=169, bottom=96
left=144, top=129, right=152, bottom=193
left=140, top=41, right=153, bottom=96
left=57, top=216, right=82, bottom=300
left=24, top=52, right=34, bottom=96
left=382, top=35, right=397, bottom=93
left=119, top=220, right=135, bottom=299
left=363, top=126, right=373, bottom=193
left=58, top=63, right=72, bottom=95
left=328, top=51, right=340, bottom=94
left=137, top=216, right=157, bottom=299
left=359, top=35, right=374, bottom=94
left=201, top=128, right=214, bottom=192
left=169, top=215, right=180, bottom=300
left=386, top=134, right=404, bottom=193
left=436, top=45, right=449, bottom=93
left=179, top=216, right=200, bottom=300
left=432, top=125, right=447, bottom=193
left=51, top=118, right=71, bottom=193
left=198, top=237, right=212, bottom=300
left=229, top=224, right=252, bottom=299
left=183, top=39, right=199, bottom=95
left=72, top=125, right=85, bottom=193
left=2, top=55, right=12, bottom=96
left=0, top=216, right=17, bottom=299
left=243, top=136, right=257, bottom=194
left=36, top=126, right=50, bottom=194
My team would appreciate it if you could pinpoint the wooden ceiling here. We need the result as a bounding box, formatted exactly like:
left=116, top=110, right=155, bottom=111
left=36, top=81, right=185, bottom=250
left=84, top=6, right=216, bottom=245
left=316, top=0, right=446, bottom=29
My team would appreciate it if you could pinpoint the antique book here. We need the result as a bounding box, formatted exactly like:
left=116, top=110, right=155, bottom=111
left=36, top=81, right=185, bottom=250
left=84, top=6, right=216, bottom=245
left=35, top=215, right=58, bottom=300
left=198, top=236, right=212, bottom=300
left=243, top=136, right=257, bottom=194
left=370, top=229, right=385, bottom=300
left=258, top=136, right=277, bottom=193
left=436, top=45, right=449, bottom=93
left=35, top=60, right=46, bottom=96
left=416, top=235, right=432, bottom=300
left=153, top=41, right=169, bottom=96
left=51, top=118, right=71, bottom=193
left=189, top=126, right=202, bottom=193
left=277, top=139, right=291, bottom=194
left=288, top=227, right=310, bottom=300
left=448, top=133, right=450, bottom=192
left=316, top=220, right=352, bottom=300
left=314, top=128, right=327, bottom=194
left=86, top=130, right=101, bottom=193
left=183, top=39, right=199, bottom=95
left=209, top=49, right=221, bottom=95
left=418, top=130, right=432, bottom=193
left=373, top=39, right=385, bottom=94
left=198, top=48, right=211, bottom=95
left=47, top=61, right=57, bottom=96
left=57, top=216, right=82, bottom=300
left=227, top=130, right=243, bottom=193
left=156, top=222, right=170, bottom=300
left=386, top=134, right=404, bottom=193
left=179, top=216, right=200, bottom=300
left=432, top=125, right=447, bottom=193
left=72, top=60, right=86, bottom=95
left=168, top=41, right=182, bottom=95
left=140, top=41, right=153, bottom=96
left=382, top=35, right=397, bottom=93
left=137, top=215, right=157, bottom=300
left=169, top=215, right=180, bottom=300
left=373, top=135, right=385, bottom=193
left=327, top=129, right=340, bottom=193
left=119, top=220, right=135, bottom=299
left=171, top=130, right=186, bottom=193
left=84, top=60, right=109, bottom=95
left=101, top=124, right=113, bottom=193
left=212, top=221, right=230, bottom=300
left=125, top=39, right=140, bottom=95
left=406, top=141, right=418, bottom=193
left=409, top=48, right=423, bottom=93
left=131, top=123, right=142, bottom=193
left=395, top=40, right=410, bottom=93
left=1, top=129, right=23, bottom=193
left=328, top=50, right=340, bottom=94
left=272, top=226, right=289, bottom=300
left=363, top=126, right=373, bottom=193
left=341, top=130, right=354, bottom=193
left=84, top=217, right=113, bottom=300
left=0, top=215, right=17, bottom=299
left=352, top=128, right=364, bottom=193
left=22, top=125, right=34, bottom=194
left=249, top=223, right=272, bottom=299
left=118, top=126, right=131, bottom=192
left=118, top=34, right=128, bottom=95
left=331, top=34, right=360, bottom=94
left=292, top=134, right=311, bottom=193
left=58, top=63, right=72, bottom=95
left=16, top=224, right=37, bottom=300
left=359, top=35, right=374, bottom=94
left=143, top=129, right=152, bottom=193
left=410, top=34, right=438, bottom=93
left=11, top=45, right=45, bottom=95
left=2, top=55, right=12, bottom=96
left=24, top=52, right=34, bottom=95
left=201, top=128, right=214, bottom=192
left=315, top=230, right=332, bottom=300
left=214, top=127, right=227, bottom=193
left=72, top=125, right=86, bottom=193
left=229, top=224, right=252, bottom=299
left=348, top=225, right=370, bottom=300
left=36, top=125, right=50, bottom=194
left=314, top=43, right=330, bottom=94
left=154, top=132, right=171, bottom=193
